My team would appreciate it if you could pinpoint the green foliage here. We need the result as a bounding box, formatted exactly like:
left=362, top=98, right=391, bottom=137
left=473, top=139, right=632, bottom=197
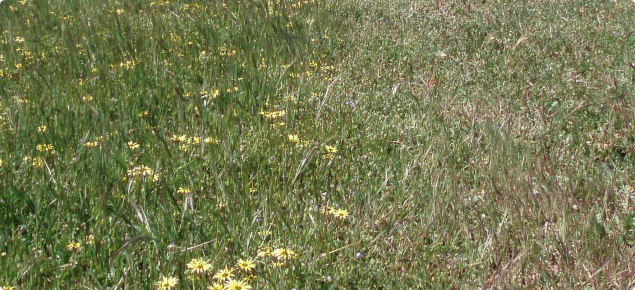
left=1, top=0, right=635, bottom=288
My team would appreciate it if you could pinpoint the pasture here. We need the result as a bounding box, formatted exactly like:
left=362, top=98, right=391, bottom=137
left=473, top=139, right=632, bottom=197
left=1, top=0, right=635, bottom=288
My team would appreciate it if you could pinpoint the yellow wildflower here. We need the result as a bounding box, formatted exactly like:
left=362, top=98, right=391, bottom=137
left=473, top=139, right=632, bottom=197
left=212, top=267, right=234, bottom=281
left=171, top=134, right=188, bottom=143
left=187, top=258, right=212, bottom=274
left=235, top=258, right=256, bottom=272
left=67, top=241, right=81, bottom=251
left=207, top=283, right=223, bottom=290
left=155, top=276, right=178, bottom=289
left=333, top=209, right=349, bottom=219
left=272, top=248, right=296, bottom=261
left=127, top=141, right=140, bottom=150
left=257, top=247, right=271, bottom=258
left=177, top=187, right=191, bottom=194
left=224, top=279, right=252, bottom=290
left=320, top=207, right=336, bottom=214
left=324, top=145, right=337, bottom=154
left=288, top=134, right=299, bottom=144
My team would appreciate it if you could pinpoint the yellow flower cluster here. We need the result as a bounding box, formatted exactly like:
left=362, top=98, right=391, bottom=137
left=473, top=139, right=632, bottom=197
left=84, top=141, right=99, bottom=148
left=288, top=134, right=300, bottom=144
left=320, top=207, right=350, bottom=219
left=66, top=241, right=81, bottom=251
left=126, top=165, right=160, bottom=182
left=288, top=134, right=310, bottom=148
left=155, top=276, right=179, bottom=290
left=127, top=141, right=140, bottom=150
left=23, top=156, right=44, bottom=168
left=170, top=134, right=202, bottom=144
left=183, top=88, right=223, bottom=99
left=323, top=144, right=337, bottom=159
left=201, top=89, right=221, bottom=99
left=257, top=246, right=298, bottom=269
left=169, top=134, right=220, bottom=151
left=166, top=257, right=257, bottom=290
left=36, top=143, right=56, bottom=155
left=177, top=187, right=191, bottom=194
left=259, top=110, right=286, bottom=119
left=186, top=258, right=212, bottom=274
left=218, top=46, right=237, bottom=57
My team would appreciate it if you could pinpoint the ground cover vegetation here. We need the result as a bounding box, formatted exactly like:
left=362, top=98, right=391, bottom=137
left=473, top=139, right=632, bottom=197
left=0, top=0, right=634, bottom=288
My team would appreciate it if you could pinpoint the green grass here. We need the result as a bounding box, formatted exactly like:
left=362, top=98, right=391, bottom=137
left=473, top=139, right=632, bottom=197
left=1, top=0, right=635, bottom=289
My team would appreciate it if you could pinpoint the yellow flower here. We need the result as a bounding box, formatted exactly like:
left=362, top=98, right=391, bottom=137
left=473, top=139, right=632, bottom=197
left=259, top=110, right=286, bottom=119
left=204, top=137, right=220, bottom=144
left=84, top=141, right=99, bottom=148
left=235, top=258, right=256, bottom=272
left=171, top=134, right=188, bottom=143
left=187, top=258, right=212, bottom=274
left=24, top=156, right=43, bottom=168
left=288, top=134, right=299, bottom=144
left=320, top=207, right=335, bottom=214
left=139, top=166, right=153, bottom=176
left=333, top=209, right=349, bottom=219
left=324, top=145, right=337, bottom=154
left=178, top=144, right=190, bottom=151
left=207, top=283, right=223, bottom=290
left=127, top=141, right=140, bottom=150
left=155, top=276, right=178, bottom=289
left=257, top=247, right=271, bottom=258
left=128, top=165, right=154, bottom=177
left=212, top=267, right=234, bottom=281
left=1, top=286, right=16, bottom=290
left=67, top=241, right=81, bottom=251
left=272, top=248, right=296, bottom=261
left=177, top=187, right=191, bottom=195
left=224, top=279, right=252, bottom=290
left=36, top=143, right=55, bottom=154
left=37, top=125, right=47, bottom=132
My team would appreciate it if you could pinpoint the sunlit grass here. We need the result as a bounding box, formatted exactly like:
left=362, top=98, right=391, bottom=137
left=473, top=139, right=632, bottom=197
left=1, top=0, right=635, bottom=288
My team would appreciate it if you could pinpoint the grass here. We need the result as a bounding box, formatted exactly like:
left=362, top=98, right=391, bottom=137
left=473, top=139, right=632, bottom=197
left=1, top=0, right=635, bottom=289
